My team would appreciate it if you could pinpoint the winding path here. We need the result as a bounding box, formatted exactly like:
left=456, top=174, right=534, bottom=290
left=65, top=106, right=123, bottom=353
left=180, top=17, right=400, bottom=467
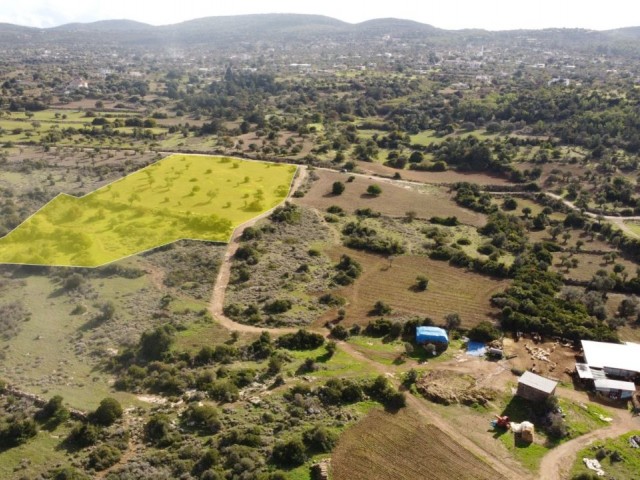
left=203, top=163, right=638, bottom=479
left=539, top=387, right=639, bottom=480
left=207, top=165, right=307, bottom=335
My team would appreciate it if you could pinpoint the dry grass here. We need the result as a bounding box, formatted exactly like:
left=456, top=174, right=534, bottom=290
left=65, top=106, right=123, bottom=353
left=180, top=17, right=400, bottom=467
left=331, top=407, right=501, bottom=480
left=295, top=169, right=486, bottom=227
left=552, top=252, right=638, bottom=282
left=318, top=247, right=509, bottom=328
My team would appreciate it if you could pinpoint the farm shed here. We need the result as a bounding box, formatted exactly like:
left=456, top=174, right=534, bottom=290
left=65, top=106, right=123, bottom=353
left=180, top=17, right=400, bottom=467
left=416, top=326, right=448, bottom=345
left=594, top=379, right=636, bottom=400
left=581, top=340, right=640, bottom=380
left=516, top=371, right=558, bottom=402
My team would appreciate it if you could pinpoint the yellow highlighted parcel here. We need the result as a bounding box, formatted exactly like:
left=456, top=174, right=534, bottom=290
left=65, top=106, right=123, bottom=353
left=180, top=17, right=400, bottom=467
left=0, top=155, right=296, bottom=267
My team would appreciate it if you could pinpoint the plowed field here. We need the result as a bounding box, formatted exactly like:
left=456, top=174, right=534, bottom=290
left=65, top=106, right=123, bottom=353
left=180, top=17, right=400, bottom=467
left=332, top=407, right=502, bottom=480
left=321, top=248, right=509, bottom=328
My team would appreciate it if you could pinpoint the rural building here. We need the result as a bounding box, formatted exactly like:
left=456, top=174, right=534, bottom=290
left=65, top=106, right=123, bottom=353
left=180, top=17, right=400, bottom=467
left=593, top=379, right=636, bottom=400
left=581, top=340, right=640, bottom=380
left=516, top=371, right=558, bottom=402
left=416, top=326, right=448, bottom=345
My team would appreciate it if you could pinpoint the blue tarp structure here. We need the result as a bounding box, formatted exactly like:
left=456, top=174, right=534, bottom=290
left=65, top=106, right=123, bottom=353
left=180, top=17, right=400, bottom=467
left=466, top=341, right=486, bottom=357
left=416, top=326, right=449, bottom=344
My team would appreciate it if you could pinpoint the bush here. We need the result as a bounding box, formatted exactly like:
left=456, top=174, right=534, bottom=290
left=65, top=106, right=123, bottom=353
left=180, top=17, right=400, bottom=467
left=264, top=299, right=292, bottom=314
left=430, top=216, right=459, bottom=226
left=272, top=437, right=306, bottom=467
left=0, top=416, right=37, bottom=447
left=366, top=184, right=382, bottom=196
left=87, top=444, right=121, bottom=471
left=303, top=425, right=338, bottom=453
left=49, top=467, right=91, bottom=480
left=63, top=273, right=84, bottom=290
left=144, top=414, right=176, bottom=447
left=66, top=422, right=99, bottom=448
left=183, top=404, right=221, bottom=433
left=139, top=324, right=175, bottom=361
left=330, top=325, right=349, bottom=340
left=467, top=321, right=500, bottom=342
left=38, top=395, right=69, bottom=425
left=371, top=300, right=391, bottom=316
left=415, top=275, right=429, bottom=291
left=276, top=329, right=325, bottom=350
left=91, top=397, right=123, bottom=426
left=332, top=181, right=345, bottom=195
left=208, top=380, right=240, bottom=403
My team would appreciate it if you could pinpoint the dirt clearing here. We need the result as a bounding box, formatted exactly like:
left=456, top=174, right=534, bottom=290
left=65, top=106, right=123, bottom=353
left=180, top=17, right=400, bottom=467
left=295, top=169, right=486, bottom=227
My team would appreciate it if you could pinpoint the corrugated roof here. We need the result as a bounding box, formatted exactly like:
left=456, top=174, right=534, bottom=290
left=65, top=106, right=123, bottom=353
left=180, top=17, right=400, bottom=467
left=582, top=340, right=640, bottom=373
left=518, top=371, right=558, bottom=394
left=575, top=363, right=593, bottom=380
left=594, top=378, right=637, bottom=392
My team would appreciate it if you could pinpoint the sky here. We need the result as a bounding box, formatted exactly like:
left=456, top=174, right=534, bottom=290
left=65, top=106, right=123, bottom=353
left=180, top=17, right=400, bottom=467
left=0, top=0, right=638, bottom=31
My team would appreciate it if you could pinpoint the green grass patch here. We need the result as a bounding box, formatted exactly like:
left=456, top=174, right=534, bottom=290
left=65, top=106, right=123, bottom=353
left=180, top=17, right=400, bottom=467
left=0, top=155, right=297, bottom=267
left=571, top=430, right=640, bottom=480
left=0, top=425, right=72, bottom=479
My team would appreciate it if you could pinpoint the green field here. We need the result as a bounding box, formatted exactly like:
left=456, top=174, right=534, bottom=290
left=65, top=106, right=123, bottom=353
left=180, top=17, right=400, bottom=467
left=0, top=154, right=296, bottom=267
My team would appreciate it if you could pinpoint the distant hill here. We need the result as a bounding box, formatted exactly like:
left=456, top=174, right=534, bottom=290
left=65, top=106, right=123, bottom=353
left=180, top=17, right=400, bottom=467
left=51, top=19, right=153, bottom=33
left=0, top=14, right=636, bottom=51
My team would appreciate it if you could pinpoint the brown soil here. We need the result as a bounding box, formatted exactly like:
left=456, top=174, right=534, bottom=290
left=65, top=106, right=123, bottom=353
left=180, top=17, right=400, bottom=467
left=317, top=247, right=510, bottom=329
left=356, top=160, right=515, bottom=186
left=331, top=407, right=505, bottom=480
left=504, top=338, right=578, bottom=383
left=415, top=369, right=498, bottom=406
left=294, top=169, right=486, bottom=226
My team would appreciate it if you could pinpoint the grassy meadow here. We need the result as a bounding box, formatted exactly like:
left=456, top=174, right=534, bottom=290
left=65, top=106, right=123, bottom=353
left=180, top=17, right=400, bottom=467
left=0, top=155, right=296, bottom=267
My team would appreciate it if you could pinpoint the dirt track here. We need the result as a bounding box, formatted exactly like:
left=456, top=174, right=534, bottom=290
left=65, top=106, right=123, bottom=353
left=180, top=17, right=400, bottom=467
left=203, top=164, right=639, bottom=480
left=207, top=165, right=307, bottom=335
left=538, top=387, right=640, bottom=480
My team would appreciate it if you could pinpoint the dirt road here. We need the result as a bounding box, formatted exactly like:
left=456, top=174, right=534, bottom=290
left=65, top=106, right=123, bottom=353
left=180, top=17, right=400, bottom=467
left=207, top=165, right=307, bottom=335
left=538, top=387, right=640, bottom=480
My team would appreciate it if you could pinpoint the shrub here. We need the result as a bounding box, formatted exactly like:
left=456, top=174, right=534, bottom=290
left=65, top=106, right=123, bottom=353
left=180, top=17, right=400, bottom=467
left=65, top=423, right=99, bottom=448
left=139, top=324, right=175, bottom=361
left=63, top=273, right=84, bottom=290
left=264, top=299, right=293, bottom=314
left=366, top=184, right=382, bottom=196
left=208, top=380, right=239, bottom=403
left=319, top=293, right=346, bottom=307
left=371, top=300, right=391, bottom=316
left=144, top=414, right=176, bottom=447
left=272, top=437, right=306, bottom=467
left=91, top=397, right=123, bottom=426
left=430, top=216, right=459, bottom=226
left=330, top=325, right=349, bottom=340
left=467, top=321, right=500, bottom=342
left=303, top=426, right=338, bottom=453
left=415, top=275, right=429, bottom=291
left=332, top=181, right=345, bottom=195
left=183, top=404, right=221, bottom=433
left=87, top=444, right=121, bottom=471
left=277, top=329, right=325, bottom=350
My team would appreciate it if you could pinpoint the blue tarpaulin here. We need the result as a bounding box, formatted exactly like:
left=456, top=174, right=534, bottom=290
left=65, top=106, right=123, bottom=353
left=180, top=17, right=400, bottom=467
left=416, top=326, right=448, bottom=344
left=466, top=341, right=486, bottom=357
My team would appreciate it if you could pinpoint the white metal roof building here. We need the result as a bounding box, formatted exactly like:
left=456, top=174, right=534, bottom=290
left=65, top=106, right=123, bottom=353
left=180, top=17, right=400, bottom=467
left=581, top=340, right=640, bottom=379
left=516, top=371, right=558, bottom=401
left=594, top=378, right=637, bottom=400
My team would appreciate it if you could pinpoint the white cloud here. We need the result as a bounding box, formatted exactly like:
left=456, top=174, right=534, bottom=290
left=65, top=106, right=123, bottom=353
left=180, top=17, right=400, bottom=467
left=0, top=0, right=638, bottom=30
